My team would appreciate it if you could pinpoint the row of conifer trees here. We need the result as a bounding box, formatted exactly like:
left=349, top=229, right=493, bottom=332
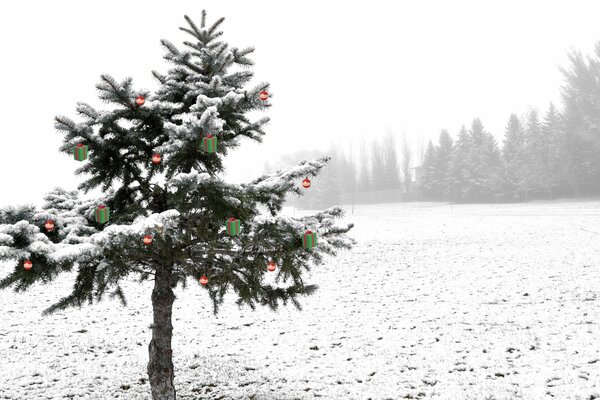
left=276, top=45, right=600, bottom=207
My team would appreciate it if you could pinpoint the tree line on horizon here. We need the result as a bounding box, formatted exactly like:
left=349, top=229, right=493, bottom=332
left=421, top=42, right=600, bottom=202
left=420, top=107, right=568, bottom=203
left=267, top=44, right=600, bottom=208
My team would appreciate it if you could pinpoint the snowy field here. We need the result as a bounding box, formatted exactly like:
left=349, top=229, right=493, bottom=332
left=1, top=200, right=600, bottom=400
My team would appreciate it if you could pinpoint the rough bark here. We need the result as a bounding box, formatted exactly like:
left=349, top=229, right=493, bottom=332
left=148, top=264, right=177, bottom=400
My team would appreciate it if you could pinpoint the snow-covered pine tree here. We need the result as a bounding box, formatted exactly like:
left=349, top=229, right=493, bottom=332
left=434, top=129, right=454, bottom=200
left=540, top=103, right=567, bottom=198
left=523, top=109, right=545, bottom=199
left=447, top=125, right=472, bottom=202
left=560, top=46, right=600, bottom=196
left=464, top=118, right=501, bottom=202
left=419, top=140, right=438, bottom=200
left=305, top=144, right=342, bottom=209
left=0, top=12, right=354, bottom=400
left=419, top=130, right=455, bottom=201
left=502, top=113, right=528, bottom=201
left=479, top=127, right=503, bottom=201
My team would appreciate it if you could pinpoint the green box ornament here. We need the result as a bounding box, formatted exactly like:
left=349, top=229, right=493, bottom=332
left=202, top=134, right=218, bottom=153
left=74, top=144, right=88, bottom=161
left=95, top=205, right=110, bottom=224
left=226, top=217, right=240, bottom=236
left=303, top=230, right=317, bottom=249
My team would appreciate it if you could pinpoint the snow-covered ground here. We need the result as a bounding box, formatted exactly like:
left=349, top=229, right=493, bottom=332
left=1, top=200, right=600, bottom=400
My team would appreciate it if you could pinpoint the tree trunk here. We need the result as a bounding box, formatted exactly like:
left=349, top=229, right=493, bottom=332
left=148, top=264, right=177, bottom=400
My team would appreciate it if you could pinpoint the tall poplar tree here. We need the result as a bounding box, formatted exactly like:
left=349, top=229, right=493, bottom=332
left=382, top=131, right=402, bottom=191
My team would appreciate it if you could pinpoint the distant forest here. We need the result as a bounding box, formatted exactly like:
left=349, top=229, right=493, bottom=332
left=266, top=45, right=600, bottom=209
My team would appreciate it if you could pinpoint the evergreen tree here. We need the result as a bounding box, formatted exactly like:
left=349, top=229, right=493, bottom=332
left=262, top=149, right=324, bottom=210
left=480, top=128, right=503, bottom=201
left=559, top=46, right=600, bottom=195
left=448, top=126, right=471, bottom=202
left=539, top=103, right=566, bottom=198
left=523, top=109, right=545, bottom=198
left=0, top=13, right=354, bottom=400
left=305, top=145, right=343, bottom=209
left=419, top=140, right=438, bottom=199
left=502, top=114, right=528, bottom=200
left=434, top=129, right=454, bottom=200
left=466, top=118, right=501, bottom=201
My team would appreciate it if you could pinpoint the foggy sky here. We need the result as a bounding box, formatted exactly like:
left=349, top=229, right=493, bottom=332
left=1, top=0, right=599, bottom=207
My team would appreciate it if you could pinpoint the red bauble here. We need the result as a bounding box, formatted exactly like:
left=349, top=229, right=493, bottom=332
left=143, top=235, right=153, bottom=245
left=44, top=219, right=55, bottom=232
left=302, top=178, right=311, bottom=189
left=151, top=154, right=161, bottom=165
left=199, top=275, right=209, bottom=285
left=135, top=96, right=145, bottom=106
left=267, top=261, right=276, bottom=272
left=23, top=260, right=33, bottom=270
left=258, top=90, right=269, bottom=101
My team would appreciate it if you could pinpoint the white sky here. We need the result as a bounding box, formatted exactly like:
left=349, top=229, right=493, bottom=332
left=1, top=0, right=599, bottom=207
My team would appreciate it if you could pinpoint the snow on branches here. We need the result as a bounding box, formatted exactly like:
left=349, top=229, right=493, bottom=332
left=0, top=185, right=181, bottom=273
left=243, top=157, right=331, bottom=214
left=0, top=11, right=355, bottom=319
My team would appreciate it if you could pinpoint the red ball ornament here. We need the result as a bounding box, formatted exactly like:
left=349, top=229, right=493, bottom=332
left=143, top=235, right=153, bottom=245
left=267, top=261, right=276, bottom=272
left=302, top=178, right=311, bottom=189
left=151, top=154, right=161, bottom=165
left=135, top=96, right=145, bottom=106
left=44, top=219, right=55, bottom=232
left=258, top=90, right=269, bottom=101
left=23, top=260, right=33, bottom=270
left=199, top=275, right=209, bottom=286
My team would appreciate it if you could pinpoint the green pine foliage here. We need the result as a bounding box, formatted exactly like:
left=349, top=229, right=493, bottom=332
left=0, top=12, right=355, bottom=315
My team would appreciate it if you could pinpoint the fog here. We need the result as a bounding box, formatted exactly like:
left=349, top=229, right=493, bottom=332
left=1, top=0, right=599, bottom=207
